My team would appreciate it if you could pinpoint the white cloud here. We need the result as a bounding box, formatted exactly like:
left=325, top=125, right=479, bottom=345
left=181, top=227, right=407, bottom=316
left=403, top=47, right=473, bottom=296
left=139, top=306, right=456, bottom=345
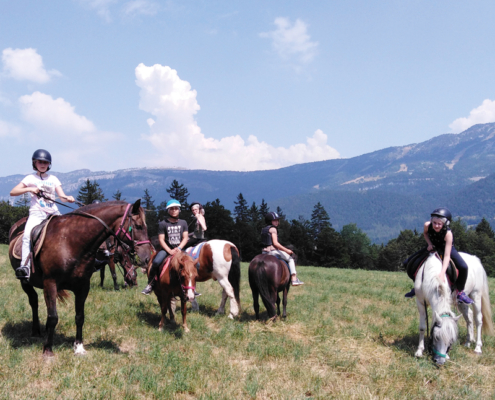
left=260, top=17, right=318, bottom=65
left=136, top=63, right=339, bottom=171
left=449, top=99, right=495, bottom=133
left=0, top=120, right=21, bottom=138
left=19, top=92, right=96, bottom=133
left=78, top=0, right=117, bottom=22
left=2, top=48, right=61, bottom=83
left=122, top=0, right=159, bottom=17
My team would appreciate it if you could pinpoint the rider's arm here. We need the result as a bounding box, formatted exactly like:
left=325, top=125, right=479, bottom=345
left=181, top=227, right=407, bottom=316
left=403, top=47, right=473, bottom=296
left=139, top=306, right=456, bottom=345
left=55, top=186, right=75, bottom=203
left=178, top=230, right=189, bottom=250
left=196, top=214, right=207, bottom=231
left=440, top=231, right=453, bottom=276
left=158, top=233, right=173, bottom=254
left=270, top=228, right=293, bottom=256
left=10, top=182, right=36, bottom=196
left=423, top=221, right=434, bottom=251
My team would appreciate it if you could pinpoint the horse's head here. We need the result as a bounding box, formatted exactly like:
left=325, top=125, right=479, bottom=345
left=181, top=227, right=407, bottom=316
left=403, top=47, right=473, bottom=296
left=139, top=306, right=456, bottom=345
left=127, top=199, right=154, bottom=267
left=171, top=252, right=198, bottom=302
left=430, top=311, right=461, bottom=365
left=118, top=247, right=138, bottom=287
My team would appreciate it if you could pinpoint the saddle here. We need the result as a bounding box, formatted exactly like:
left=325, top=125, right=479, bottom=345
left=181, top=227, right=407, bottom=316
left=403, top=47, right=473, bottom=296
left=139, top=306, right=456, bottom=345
left=157, top=256, right=173, bottom=280
left=185, top=242, right=207, bottom=271
left=12, top=215, right=58, bottom=264
left=405, top=249, right=458, bottom=288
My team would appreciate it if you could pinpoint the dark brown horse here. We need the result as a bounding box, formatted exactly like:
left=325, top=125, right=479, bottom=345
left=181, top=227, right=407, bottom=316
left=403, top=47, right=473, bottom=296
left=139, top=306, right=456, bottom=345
left=150, top=252, right=198, bottom=333
left=248, top=253, right=295, bottom=321
left=97, top=236, right=138, bottom=290
left=8, top=200, right=152, bottom=357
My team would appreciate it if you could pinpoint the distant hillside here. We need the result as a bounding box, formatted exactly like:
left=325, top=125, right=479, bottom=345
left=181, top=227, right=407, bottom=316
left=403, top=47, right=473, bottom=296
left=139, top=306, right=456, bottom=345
left=2, top=122, right=495, bottom=242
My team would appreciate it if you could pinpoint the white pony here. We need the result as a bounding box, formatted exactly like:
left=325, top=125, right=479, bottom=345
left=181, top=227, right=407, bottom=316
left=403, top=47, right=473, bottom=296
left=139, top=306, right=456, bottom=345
left=414, top=252, right=493, bottom=365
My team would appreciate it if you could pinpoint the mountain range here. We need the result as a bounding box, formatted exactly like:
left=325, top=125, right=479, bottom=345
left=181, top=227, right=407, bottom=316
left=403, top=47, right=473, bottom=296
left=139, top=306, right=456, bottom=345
left=2, top=122, right=495, bottom=243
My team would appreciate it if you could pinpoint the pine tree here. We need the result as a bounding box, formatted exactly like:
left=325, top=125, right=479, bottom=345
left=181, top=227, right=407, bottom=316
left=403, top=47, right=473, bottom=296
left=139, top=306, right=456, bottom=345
left=14, top=193, right=30, bottom=207
left=142, top=189, right=158, bottom=237
left=475, top=217, right=495, bottom=239
left=233, top=193, right=249, bottom=223
left=76, top=179, right=107, bottom=205
left=166, top=180, right=190, bottom=208
left=112, top=189, right=124, bottom=201
left=203, top=199, right=235, bottom=242
left=259, top=199, right=270, bottom=219
left=310, top=202, right=331, bottom=240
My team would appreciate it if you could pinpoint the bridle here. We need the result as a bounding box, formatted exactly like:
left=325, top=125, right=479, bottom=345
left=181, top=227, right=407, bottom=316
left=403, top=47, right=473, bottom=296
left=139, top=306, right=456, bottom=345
left=429, top=313, right=453, bottom=359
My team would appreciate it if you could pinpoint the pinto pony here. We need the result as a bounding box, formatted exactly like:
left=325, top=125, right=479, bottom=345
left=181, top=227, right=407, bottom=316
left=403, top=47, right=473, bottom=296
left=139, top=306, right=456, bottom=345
left=413, top=252, right=493, bottom=365
left=8, top=200, right=152, bottom=358
left=188, top=240, right=241, bottom=319
left=248, top=253, right=293, bottom=321
left=151, top=252, right=198, bottom=332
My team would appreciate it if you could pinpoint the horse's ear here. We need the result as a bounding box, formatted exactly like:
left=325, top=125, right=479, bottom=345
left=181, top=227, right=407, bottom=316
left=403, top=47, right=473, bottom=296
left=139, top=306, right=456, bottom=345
left=453, top=314, right=462, bottom=323
left=132, top=199, right=141, bottom=215
left=434, top=312, right=443, bottom=326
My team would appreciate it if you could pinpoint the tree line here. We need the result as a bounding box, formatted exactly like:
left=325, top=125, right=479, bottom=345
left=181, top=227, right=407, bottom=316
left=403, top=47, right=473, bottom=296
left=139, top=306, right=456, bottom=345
left=2, top=178, right=495, bottom=277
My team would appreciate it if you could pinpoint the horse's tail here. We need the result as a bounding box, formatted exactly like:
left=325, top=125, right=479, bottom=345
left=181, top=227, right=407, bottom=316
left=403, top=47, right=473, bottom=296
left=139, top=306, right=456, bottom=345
left=255, top=260, right=277, bottom=318
left=228, top=246, right=241, bottom=310
left=481, top=271, right=494, bottom=335
left=57, top=290, right=70, bottom=305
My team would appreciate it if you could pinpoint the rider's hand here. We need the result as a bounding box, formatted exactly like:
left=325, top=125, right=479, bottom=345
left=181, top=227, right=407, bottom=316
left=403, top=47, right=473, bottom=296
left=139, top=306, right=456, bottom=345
left=437, top=273, right=446, bottom=283
left=427, top=244, right=434, bottom=252
left=171, top=248, right=180, bottom=255
left=30, top=187, right=40, bottom=195
left=66, top=196, right=75, bottom=203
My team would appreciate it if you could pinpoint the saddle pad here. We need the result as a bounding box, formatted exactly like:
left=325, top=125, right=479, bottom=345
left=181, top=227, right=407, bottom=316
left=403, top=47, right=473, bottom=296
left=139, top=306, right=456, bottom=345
left=158, top=256, right=172, bottom=280
left=185, top=242, right=207, bottom=262
left=12, top=215, right=57, bottom=260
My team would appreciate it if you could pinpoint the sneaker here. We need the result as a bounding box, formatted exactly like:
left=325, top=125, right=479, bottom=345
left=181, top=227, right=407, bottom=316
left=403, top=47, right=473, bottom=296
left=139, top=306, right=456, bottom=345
left=15, top=266, right=30, bottom=280
left=291, top=277, right=304, bottom=286
left=194, top=291, right=202, bottom=297
left=457, top=291, right=473, bottom=304
left=404, top=288, right=416, bottom=298
left=141, top=284, right=154, bottom=295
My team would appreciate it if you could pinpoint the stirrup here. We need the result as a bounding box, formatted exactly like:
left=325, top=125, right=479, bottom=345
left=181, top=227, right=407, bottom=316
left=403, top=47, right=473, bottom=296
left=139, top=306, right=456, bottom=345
left=15, top=266, right=31, bottom=280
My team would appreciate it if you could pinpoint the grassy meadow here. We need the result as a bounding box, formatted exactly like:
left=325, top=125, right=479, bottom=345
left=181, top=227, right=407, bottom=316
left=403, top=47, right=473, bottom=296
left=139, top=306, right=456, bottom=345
left=1, top=243, right=495, bottom=399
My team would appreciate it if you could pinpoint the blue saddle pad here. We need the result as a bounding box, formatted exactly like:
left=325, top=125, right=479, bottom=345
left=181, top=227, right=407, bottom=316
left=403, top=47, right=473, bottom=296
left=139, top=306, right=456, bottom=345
left=185, top=242, right=207, bottom=270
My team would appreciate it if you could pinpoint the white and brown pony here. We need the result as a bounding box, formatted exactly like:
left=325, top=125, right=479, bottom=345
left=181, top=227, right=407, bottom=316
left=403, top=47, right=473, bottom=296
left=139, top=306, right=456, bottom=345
left=187, top=240, right=241, bottom=319
left=413, top=252, right=493, bottom=365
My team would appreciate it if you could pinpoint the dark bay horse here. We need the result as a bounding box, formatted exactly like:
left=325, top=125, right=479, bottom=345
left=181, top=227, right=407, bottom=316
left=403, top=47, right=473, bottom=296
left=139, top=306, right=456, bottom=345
left=8, top=200, right=152, bottom=357
left=97, top=236, right=137, bottom=290
left=248, top=253, right=295, bottom=321
left=150, top=252, right=198, bottom=332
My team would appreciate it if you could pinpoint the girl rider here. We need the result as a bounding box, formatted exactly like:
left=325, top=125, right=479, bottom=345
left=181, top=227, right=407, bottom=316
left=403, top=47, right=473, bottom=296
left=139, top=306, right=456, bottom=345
left=141, top=199, right=189, bottom=295
left=261, top=212, right=304, bottom=286
left=405, top=208, right=473, bottom=304
left=10, top=149, right=75, bottom=279
left=183, top=201, right=207, bottom=250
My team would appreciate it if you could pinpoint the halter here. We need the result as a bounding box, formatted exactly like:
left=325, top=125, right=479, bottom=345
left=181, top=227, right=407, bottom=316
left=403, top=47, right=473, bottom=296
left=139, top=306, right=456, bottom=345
left=430, top=313, right=453, bottom=359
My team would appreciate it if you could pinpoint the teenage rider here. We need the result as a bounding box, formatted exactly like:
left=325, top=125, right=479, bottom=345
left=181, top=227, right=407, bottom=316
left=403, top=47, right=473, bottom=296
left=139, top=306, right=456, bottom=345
left=261, top=212, right=304, bottom=286
left=141, top=199, right=188, bottom=295
left=10, top=149, right=75, bottom=279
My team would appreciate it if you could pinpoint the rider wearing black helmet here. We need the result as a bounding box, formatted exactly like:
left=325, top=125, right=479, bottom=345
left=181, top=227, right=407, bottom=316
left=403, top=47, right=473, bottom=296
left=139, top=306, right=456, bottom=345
left=10, top=150, right=75, bottom=279
left=261, top=212, right=303, bottom=286
left=404, top=207, right=472, bottom=304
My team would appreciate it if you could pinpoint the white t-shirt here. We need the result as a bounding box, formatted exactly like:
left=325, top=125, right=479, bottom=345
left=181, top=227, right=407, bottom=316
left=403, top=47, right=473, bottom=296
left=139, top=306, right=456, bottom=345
left=21, top=173, right=61, bottom=214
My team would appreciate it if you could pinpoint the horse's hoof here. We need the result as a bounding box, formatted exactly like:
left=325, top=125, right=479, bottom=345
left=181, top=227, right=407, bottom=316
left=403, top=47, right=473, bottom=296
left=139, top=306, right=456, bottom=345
left=228, top=314, right=234, bottom=320
left=414, top=350, right=423, bottom=357
left=464, top=342, right=472, bottom=348
left=184, top=327, right=190, bottom=333
left=74, top=343, right=87, bottom=355
left=474, top=347, right=482, bottom=355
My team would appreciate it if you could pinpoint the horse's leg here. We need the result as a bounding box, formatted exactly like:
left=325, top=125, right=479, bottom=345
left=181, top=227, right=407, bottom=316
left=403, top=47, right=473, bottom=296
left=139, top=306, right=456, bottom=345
left=157, top=293, right=166, bottom=332
left=470, top=295, right=484, bottom=354
left=42, top=279, right=59, bottom=357
left=74, top=281, right=90, bottom=355
left=21, top=282, right=41, bottom=336
left=276, top=293, right=281, bottom=316
left=282, top=287, right=288, bottom=319
left=414, top=298, right=427, bottom=357
left=109, top=257, right=119, bottom=291
left=216, top=277, right=239, bottom=319
left=252, top=286, right=260, bottom=320
left=458, top=302, right=474, bottom=348
left=100, top=266, right=105, bottom=287
left=181, top=298, right=189, bottom=333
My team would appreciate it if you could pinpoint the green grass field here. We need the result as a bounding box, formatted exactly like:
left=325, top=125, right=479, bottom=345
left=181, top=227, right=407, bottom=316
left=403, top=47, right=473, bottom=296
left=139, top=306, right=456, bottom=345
left=1, top=243, right=495, bottom=399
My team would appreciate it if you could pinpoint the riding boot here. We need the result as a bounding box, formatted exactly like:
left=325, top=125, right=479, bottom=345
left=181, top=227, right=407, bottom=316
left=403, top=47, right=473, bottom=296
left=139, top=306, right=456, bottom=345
left=15, top=265, right=31, bottom=280
left=141, top=265, right=158, bottom=295
left=404, top=288, right=415, bottom=298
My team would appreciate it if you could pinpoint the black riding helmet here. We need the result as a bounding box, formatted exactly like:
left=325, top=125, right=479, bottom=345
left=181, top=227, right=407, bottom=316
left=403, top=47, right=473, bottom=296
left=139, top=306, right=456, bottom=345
left=431, top=207, right=452, bottom=227
left=265, top=212, right=280, bottom=225
left=189, top=202, right=202, bottom=211
left=32, top=149, right=52, bottom=171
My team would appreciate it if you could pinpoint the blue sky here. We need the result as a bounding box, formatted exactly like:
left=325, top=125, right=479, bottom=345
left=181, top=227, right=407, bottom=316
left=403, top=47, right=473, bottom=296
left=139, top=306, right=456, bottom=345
left=1, top=0, right=495, bottom=176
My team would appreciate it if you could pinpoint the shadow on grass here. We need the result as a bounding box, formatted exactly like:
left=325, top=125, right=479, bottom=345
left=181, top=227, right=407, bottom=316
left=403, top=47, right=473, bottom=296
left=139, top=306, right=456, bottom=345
left=87, top=338, right=122, bottom=353
left=136, top=310, right=184, bottom=338
left=382, top=333, right=423, bottom=356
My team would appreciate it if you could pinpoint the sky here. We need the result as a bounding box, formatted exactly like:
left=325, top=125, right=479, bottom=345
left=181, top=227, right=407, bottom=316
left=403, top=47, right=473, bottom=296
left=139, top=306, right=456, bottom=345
left=1, top=1, right=495, bottom=176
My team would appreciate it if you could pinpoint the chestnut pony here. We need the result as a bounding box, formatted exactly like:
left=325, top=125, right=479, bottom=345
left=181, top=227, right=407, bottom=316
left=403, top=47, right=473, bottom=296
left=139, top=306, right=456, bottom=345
left=98, top=236, right=137, bottom=290
left=248, top=253, right=296, bottom=321
left=8, top=200, right=152, bottom=358
left=150, top=252, right=198, bottom=332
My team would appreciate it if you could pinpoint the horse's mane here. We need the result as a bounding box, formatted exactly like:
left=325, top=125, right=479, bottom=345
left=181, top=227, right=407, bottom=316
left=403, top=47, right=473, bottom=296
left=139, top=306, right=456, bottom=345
left=422, top=253, right=452, bottom=312
left=70, top=201, right=147, bottom=228
left=170, top=252, right=197, bottom=276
